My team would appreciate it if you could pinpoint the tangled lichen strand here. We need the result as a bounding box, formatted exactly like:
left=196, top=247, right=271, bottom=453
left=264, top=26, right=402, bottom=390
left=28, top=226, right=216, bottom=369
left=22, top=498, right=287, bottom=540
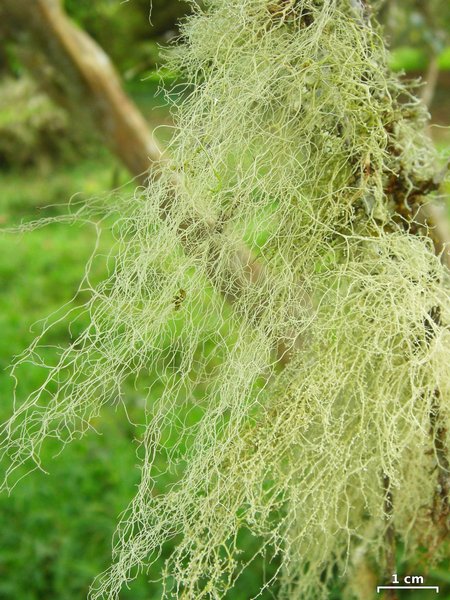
left=1, top=1, right=450, bottom=598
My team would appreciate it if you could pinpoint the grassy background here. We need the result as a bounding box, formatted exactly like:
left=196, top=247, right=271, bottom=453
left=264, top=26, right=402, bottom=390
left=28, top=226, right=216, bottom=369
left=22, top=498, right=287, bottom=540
left=0, top=64, right=449, bottom=600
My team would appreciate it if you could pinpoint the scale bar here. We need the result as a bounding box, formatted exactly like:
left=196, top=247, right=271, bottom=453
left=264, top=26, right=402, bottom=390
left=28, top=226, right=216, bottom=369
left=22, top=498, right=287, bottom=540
left=377, top=586, right=439, bottom=593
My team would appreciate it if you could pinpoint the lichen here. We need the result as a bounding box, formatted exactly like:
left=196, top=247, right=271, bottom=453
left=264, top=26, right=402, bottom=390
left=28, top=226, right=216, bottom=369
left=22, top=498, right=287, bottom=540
left=1, top=1, right=449, bottom=598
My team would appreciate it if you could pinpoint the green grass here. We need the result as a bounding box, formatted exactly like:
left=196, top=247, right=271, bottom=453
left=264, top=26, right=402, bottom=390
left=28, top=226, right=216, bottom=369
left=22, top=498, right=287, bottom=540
left=390, top=46, right=450, bottom=73
left=0, top=154, right=156, bottom=598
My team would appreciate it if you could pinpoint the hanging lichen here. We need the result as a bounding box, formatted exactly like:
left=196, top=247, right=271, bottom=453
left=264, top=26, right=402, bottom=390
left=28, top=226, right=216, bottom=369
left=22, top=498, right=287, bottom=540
left=1, top=1, right=449, bottom=599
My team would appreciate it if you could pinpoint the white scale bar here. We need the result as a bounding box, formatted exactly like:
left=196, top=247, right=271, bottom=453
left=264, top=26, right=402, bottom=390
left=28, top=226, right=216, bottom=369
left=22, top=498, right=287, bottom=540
left=377, top=586, right=439, bottom=593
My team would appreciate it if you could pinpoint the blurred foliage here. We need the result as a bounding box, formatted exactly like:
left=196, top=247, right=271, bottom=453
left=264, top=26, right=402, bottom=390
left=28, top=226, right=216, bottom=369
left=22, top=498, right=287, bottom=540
left=381, top=0, right=450, bottom=72
left=389, top=47, right=450, bottom=73
left=64, top=0, right=190, bottom=78
left=381, top=0, right=450, bottom=56
left=0, top=77, right=91, bottom=170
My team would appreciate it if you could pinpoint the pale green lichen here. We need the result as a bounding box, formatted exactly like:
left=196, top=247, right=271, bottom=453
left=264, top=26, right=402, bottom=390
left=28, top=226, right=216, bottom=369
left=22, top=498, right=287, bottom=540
left=1, top=1, right=450, bottom=598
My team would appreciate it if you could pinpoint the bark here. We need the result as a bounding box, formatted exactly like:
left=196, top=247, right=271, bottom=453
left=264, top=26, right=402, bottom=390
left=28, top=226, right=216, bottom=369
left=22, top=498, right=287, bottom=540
left=0, top=0, right=163, bottom=183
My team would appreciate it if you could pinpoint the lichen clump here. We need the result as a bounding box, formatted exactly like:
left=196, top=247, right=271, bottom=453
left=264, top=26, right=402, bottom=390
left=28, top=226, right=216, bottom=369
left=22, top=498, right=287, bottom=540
left=1, top=1, right=449, bottom=599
